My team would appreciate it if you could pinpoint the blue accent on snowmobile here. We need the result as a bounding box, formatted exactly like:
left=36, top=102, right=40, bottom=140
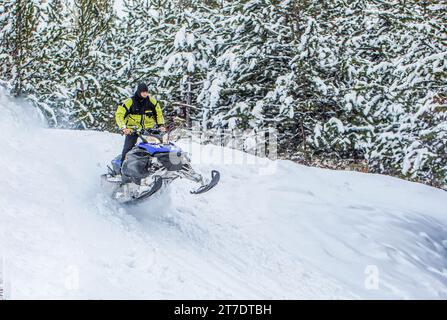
left=137, top=142, right=182, bottom=156
left=112, top=158, right=122, bottom=167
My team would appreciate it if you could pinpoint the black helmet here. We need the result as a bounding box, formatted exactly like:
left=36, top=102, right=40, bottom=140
left=136, top=82, right=149, bottom=95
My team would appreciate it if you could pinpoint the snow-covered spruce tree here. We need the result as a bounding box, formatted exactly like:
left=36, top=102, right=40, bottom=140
left=0, top=0, right=15, bottom=88
left=64, top=0, right=117, bottom=130
left=262, top=0, right=352, bottom=162
left=313, top=0, right=447, bottom=187
left=27, top=0, right=74, bottom=127
left=0, top=0, right=40, bottom=95
left=195, top=0, right=300, bottom=153
left=160, top=0, right=219, bottom=126
left=92, top=15, right=128, bottom=131
left=199, top=0, right=268, bottom=132
left=0, top=0, right=73, bottom=126
left=380, top=0, right=447, bottom=188
left=370, top=0, right=446, bottom=187
left=305, top=0, right=372, bottom=163
left=118, top=0, right=164, bottom=88
left=195, top=0, right=344, bottom=158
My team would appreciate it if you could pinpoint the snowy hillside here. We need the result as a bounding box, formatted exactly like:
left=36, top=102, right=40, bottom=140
left=1, top=91, right=447, bottom=299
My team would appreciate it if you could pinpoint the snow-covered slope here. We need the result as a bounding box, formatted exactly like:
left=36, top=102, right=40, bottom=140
left=1, top=91, right=446, bottom=299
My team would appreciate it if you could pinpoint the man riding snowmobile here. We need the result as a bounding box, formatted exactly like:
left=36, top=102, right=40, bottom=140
left=102, top=82, right=220, bottom=204
left=116, top=82, right=167, bottom=166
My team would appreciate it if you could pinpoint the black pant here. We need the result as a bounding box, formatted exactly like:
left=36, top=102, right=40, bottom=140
left=120, top=133, right=138, bottom=165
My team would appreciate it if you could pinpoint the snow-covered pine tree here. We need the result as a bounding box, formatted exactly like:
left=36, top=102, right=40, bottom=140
left=0, top=0, right=16, bottom=89
left=118, top=0, right=163, bottom=85
left=369, top=0, right=447, bottom=187
left=65, top=0, right=116, bottom=129
left=161, top=0, right=219, bottom=127
left=199, top=0, right=266, bottom=132
left=103, top=0, right=141, bottom=119
left=306, top=0, right=371, bottom=163
left=263, top=0, right=347, bottom=161
left=0, top=0, right=41, bottom=95
left=93, top=13, right=126, bottom=131
left=195, top=0, right=298, bottom=153
left=314, top=0, right=447, bottom=187
left=0, top=0, right=73, bottom=126
left=28, top=0, right=73, bottom=127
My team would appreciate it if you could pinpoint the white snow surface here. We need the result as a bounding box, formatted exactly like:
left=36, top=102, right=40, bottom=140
left=1, top=91, right=447, bottom=299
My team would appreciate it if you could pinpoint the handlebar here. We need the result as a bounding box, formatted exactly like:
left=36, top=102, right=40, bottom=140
left=124, top=127, right=166, bottom=144
left=140, top=128, right=162, bottom=135
left=124, top=127, right=163, bottom=136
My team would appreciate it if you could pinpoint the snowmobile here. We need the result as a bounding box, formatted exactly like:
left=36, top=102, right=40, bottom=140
left=101, top=128, right=220, bottom=204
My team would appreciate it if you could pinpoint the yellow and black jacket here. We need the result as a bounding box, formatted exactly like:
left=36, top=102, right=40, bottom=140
left=115, top=94, right=165, bottom=130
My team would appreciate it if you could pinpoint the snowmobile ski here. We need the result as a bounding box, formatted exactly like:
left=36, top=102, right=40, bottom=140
left=190, top=170, right=220, bottom=195
left=122, top=175, right=163, bottom=204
